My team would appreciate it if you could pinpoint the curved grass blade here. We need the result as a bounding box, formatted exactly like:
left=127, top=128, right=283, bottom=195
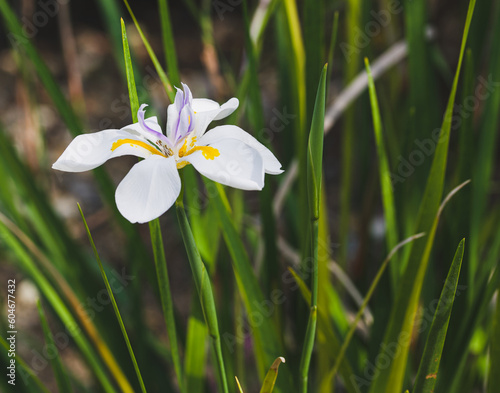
left=413, top=239, right=465, bottom=393
left=122, top=20, right=185, bottom=392
left=37, top=301, right=73, bottom=393
left=176, top=198, right=229, bottom=393
left=122, top=0, right=175, bottom=102
left=78, top=204, right=147, bottom=393
left=299, top=64, right=328, bottom=393
left=321, top=233, right=425, bottom=390
left=260, top=357, right=286, bottom=393
left=367, top=1, right=476, bottom=390
left=365, top=57, right=399, bottom=289
left=235, top=376, right=245, bottom=393
left=368, top=179, right=471, bottom=393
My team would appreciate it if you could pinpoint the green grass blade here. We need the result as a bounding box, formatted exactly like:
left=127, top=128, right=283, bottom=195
left=175, top=198, right=229, bottom=393
left=36, top=301, right=73, bottom=393
left=413, top=239, right=465, bottom=393
left=365, top=57, right=400, bottom=289
left=323, top=233, right=425, bottom=389
left=122, top=20, right=185, bottom=391
left=299, top=64, right=327, bottom=393
left=122, top=18, right=140, bottom=115
left=307, top=64, right=328, bottom=222
left=260, top=357, right=286, bottom=393
left=282, top=0, right=307, bottom=257
left=367, top=1, right=476, bottom=390
left=158, top=0, right=181, bottom=87
left=304, top=0, right=324, bottom=125
left=339, top=0, right=362, bottom=267
left=208, top=180, right=294, bottom=393
left=78, top=204, right=147, bottom=393
left=368, top=185, right=472, bottom=393
left=122, top=0, right=175, bottom=102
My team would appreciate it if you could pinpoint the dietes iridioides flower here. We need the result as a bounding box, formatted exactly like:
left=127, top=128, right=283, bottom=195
left=53, top=84, right=283, bottom=223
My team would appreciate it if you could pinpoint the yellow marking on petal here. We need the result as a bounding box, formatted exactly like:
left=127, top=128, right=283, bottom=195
left=184, top=146, right=220, bottom=160
left=178, top=139, right=188, bottom=157
left=189, top=137, right=197, bottom=147
left=176, top=160, right=190, bottom=169
left=111, top=139, right=166, bottom=157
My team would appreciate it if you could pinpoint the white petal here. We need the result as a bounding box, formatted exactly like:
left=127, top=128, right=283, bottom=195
left=183, top=138, right=264, bottom=190
left=191, top=97, right=239, bottom=138
left=52, top=130, right=152, bottom=172
left=115, top=156, right=180, bottom=223
left=213, top=98, right=239, bottom=120
left=166, top=103, right=180, bottom=141
left=199, top=125, right=283, bottom=175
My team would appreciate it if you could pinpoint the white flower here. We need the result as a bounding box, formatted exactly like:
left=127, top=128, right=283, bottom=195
left=53, top=83, right=283, bottom=223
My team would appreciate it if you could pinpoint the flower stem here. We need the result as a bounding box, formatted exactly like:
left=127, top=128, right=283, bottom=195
left=175, top=196, right=229, bottom=393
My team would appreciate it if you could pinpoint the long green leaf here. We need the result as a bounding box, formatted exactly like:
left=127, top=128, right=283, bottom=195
left=413, top=239, right=465, bottom=393
left=365, top=57, right=399, bottom=289
left=78, top=204, right=147, bottom=393
left=176, top=198, right=229, bottom=393
left=299, top=64, right=328, bottom=393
